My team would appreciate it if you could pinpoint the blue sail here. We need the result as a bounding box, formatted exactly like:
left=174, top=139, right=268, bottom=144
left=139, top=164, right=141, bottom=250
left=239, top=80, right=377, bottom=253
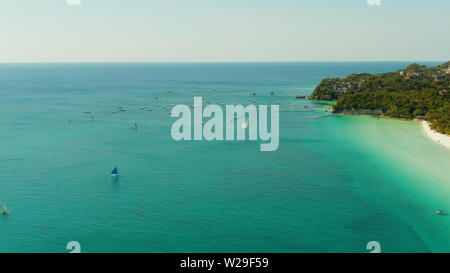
left=111, top=167, right=118, bottom=175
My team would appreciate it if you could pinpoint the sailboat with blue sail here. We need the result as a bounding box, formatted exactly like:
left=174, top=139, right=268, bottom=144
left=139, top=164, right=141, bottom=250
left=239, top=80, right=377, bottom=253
left=111, top=167, right=119, bottom=179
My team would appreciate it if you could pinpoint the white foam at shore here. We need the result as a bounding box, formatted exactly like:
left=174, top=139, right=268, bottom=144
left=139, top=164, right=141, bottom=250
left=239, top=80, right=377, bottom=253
left=422, top=121, right=450, bottom=149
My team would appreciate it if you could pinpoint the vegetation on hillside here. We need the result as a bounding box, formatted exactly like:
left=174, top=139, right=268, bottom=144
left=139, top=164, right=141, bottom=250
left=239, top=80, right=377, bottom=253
left=309, top=62, right=450, bottom=134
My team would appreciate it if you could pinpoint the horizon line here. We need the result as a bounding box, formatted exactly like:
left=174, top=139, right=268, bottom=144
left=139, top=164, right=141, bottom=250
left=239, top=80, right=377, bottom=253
left=0, top=60, right=447, bottom=64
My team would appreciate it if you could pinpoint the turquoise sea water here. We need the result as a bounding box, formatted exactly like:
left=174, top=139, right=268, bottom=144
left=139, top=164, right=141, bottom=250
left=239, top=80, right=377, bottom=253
left=0, top=62, right=448, bottom=253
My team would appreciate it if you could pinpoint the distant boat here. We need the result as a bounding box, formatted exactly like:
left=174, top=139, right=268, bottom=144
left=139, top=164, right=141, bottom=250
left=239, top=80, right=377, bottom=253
left=111, top=167, right=119, bottom=178
left=270, top=91, right=274, bottom=96
left=2, top=203, right=11, bottom=215
left=436, top=209, right=448, bottom=215
left=296, top=95, right=306, bottom=99
left=131, top=123, right=138, bottom=129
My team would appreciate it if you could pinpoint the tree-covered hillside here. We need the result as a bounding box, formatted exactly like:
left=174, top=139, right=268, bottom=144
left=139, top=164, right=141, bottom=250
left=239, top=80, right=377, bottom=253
left=309, top=62, right=450, bottom=134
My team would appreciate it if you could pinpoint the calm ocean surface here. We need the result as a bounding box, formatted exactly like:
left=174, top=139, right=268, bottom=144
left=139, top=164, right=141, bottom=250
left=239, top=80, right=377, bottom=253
left=0, top=62, right=448, bottom=253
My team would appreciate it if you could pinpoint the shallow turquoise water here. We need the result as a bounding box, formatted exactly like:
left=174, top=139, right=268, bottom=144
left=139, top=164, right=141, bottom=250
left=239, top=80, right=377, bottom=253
left=0, top=63, right=448, bottom=253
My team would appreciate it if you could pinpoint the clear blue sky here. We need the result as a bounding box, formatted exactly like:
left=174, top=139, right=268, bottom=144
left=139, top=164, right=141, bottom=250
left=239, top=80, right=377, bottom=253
left=1, top=0, right=449, bottom=62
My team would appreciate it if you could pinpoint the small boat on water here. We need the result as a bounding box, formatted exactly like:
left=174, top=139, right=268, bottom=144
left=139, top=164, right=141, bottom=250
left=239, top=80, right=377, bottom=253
left=436, top=209, right=448, bottom=215
left=296, top=95, right=306, bottom=99
left=131, top=123, right=138, bottom=129
left=111, top=167, right=119, bottom=179
left=2, top=203, right=11, bottom=215
left=139, top=104, right=150, bottom=110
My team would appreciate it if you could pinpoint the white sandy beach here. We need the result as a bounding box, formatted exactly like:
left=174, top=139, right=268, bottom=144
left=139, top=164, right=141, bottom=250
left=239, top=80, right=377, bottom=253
left=422, top=121, right=450, bottom=149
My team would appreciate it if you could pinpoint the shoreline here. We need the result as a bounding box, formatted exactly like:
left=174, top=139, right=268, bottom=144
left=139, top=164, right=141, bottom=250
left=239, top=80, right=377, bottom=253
left=330, top=109, right=450, bottom=149
left=421, top=121, right=450, bottom=149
